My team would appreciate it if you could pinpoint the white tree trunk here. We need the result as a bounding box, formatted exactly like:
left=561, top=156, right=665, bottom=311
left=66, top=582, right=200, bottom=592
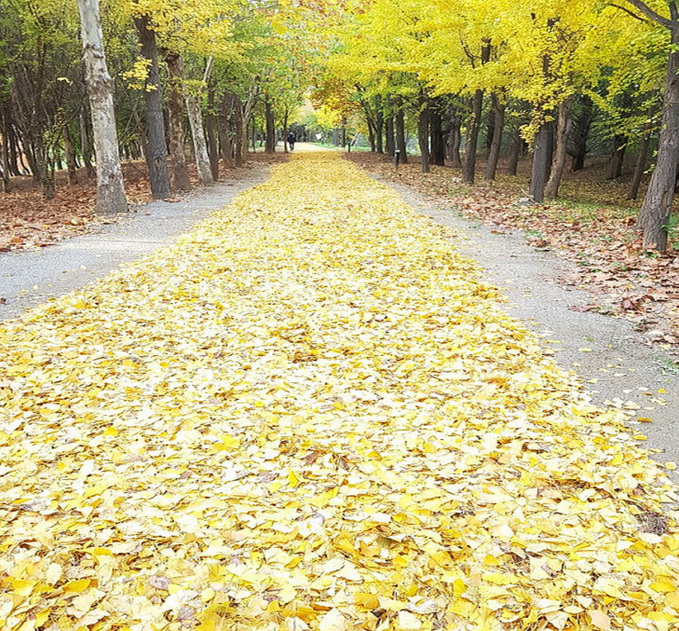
left=186, top=94, right=213, bottom=185
left=186, top=57, right=215, bottom=186
left=77, top=0, right=127, bottom=214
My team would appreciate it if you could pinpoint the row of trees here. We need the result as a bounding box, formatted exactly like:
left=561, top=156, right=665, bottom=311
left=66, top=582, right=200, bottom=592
left=314, top=0, right=679, bottom=250
left=0, top=0, right=312, bottom=210
left=5, top=0, right=679, bottom=250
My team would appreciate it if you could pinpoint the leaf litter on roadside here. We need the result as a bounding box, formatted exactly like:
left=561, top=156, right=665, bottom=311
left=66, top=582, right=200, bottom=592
left=0, top=152, right=678, bottom=631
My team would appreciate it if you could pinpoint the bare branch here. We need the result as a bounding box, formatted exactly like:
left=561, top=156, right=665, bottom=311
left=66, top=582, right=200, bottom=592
left=609, top=3, right=651, bottom=23
left=616, top=0, right=673, bottom=28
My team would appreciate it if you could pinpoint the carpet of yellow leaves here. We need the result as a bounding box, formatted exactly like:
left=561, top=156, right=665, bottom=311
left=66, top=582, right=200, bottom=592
left=0, top=152, right=678, bottom=631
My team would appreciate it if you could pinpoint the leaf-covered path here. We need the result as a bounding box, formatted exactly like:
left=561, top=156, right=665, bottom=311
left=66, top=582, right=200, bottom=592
left=1, top=152, right=678, bottom=631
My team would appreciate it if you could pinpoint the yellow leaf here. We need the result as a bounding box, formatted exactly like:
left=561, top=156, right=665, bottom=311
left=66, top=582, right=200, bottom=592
left=221, top=435, right=241, bottom=449
left=354, top=593, right=380, bottom=610
left=63, top=578, right=91, bottom=593
left=288, top=469, right=301, bottom=488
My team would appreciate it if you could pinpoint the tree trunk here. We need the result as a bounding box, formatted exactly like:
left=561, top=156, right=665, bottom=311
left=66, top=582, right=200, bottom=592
left=545, top=97, right=572, bottom=199
left=375, top=108, right=384, bottom=154
left=463, top=90, right=484, bottom=184
left=282, top=108, right=290, bottom=153
left=507, top=132, right=521, bottom=176
left=78, top=0, right=128, bottom=212
left=628, top=109, right=655, bottom=200
left=64, top=125, right=77, bottom=185
left=484, top=94, right=505, bottom=180
left=206, top=81, right=219, bottom=181
left=448, top=115, right=462, bottom=168
left=418, top=105, right=430, bottom=173
left=628, top=133, right=652, bottom=200
left=164, top=52, right=191, bottom=192
left=1, top=103, right=11, bottom=192
left=233, top=95, right=244, bottom=168
left=186, top=90, right=214, bottom=185
left=7, top=122, right=20, bottom=177
left=430, top=108, right=445, bottom=166
left=608, top=135, right=627, bottom=180
left=265, top=97, right=276, bottom=154
left=241, top=85, right=258, bottom=163
left=134, top=14, right=170, bottom=200
left=36, top=137, right=55, bottom=199
left=569, top=94, right=593, bottom=172
left=385, top=115, right=395, bottom=157
left=463, top=43, right=491, bottom=184
left=219, top=93, right=235, bottom=169
left=79, top=108, right=96, bottom=179
left=485, top=107, right=495, bottom=157
left=395, top=107, right=407, bottom=164
left=638, top=27, right=679, bottom=250
left=366, top=117, right=376, bottom=152
left=529, top=119, right=555, bottom=203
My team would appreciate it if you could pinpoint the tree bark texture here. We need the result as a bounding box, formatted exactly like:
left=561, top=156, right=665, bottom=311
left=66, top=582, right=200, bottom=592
left=545, top=97, right=572, bottom=199
left=529, top=120, right=555, bottom=203
left=418, top=105, right=430, bottom=173
left=134, top=14, right=170, bottom=200
left=448, top=117, right=462, bottom=168
left=395, top=107, right=407, bottom=164
left=385, top=115, right=395, bottom=157
left=78, top=0, right=128, bottom=212
left=164, top=52, right=191, bottom=192
left=507, top=132, right=522, bottom=175
left=1, top=102, right=11, bottom=192
left=219, top=93, right=236, bottom=169
left=607, top=135, right=627, bottom=180
left=186, top=91, right=214, bottom=185
left=628, top=108, right=655, bottom=200
left=484, top=94, right=505, bottom=180
left=375, top=109, right=384, bottom=154
left=569, top=94, right=593, bottom=172
left=265, top=97, right=276, bottom=154
left=638, top=24, right=679, bottom=250
left=233, top=95, right=245, bottom=168
left=430, top=108, right=445, bottom=166
left=206, top=81, right=219, bottom=181
left=463, top=90, right=484, bottom=184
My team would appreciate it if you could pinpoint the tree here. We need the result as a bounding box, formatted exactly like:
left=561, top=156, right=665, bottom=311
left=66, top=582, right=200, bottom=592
left=77, top=0, right=128, bottom=214
left=133, top=12, right=171, bottom=199
left=616, top=0, right=679, bottom=250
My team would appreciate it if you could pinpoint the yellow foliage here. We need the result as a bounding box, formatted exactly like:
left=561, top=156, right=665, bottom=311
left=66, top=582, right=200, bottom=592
left=0, top=151, right=678, bottom=630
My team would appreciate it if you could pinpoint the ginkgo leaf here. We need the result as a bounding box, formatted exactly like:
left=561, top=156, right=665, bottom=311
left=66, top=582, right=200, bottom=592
left=0, top=152, right=677, bottom=631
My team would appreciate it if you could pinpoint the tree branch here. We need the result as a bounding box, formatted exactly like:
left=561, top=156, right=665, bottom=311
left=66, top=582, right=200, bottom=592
left=617, top=0, right=673, bottom=28
left=609, top=3, right=650, bottom=23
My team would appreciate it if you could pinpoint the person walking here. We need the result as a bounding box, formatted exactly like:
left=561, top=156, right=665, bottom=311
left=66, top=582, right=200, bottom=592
left=287, top=132, right=296, bottom=151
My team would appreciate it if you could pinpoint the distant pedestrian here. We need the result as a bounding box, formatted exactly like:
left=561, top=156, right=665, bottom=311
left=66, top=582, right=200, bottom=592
left=287, top=132, right=296, bottom=151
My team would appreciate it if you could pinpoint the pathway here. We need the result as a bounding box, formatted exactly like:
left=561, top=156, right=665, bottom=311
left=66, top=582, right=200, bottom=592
left=0, top=165, right=269, bottom=321
left=0, top=152, right=677, bottom=630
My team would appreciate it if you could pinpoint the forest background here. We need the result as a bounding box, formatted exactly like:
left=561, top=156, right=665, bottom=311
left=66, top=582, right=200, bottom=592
left=2, top=0, right=679, bottom=261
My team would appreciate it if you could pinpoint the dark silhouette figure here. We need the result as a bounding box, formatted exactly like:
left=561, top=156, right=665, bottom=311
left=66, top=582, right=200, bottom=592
left=287, top=132, right=296, bottom=151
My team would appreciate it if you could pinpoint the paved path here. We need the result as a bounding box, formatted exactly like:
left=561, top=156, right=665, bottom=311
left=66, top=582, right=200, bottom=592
left=2, top=154, right=677, bottom=473
left=382, top=179, right=679, bottom=474
left=0, top=165, right=269, bottom=321
left=0, top=152, right=677, bottom=630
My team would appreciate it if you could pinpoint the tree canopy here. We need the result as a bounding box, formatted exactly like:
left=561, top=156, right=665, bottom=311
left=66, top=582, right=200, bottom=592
left=0, top=0, right=678, bottom=245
